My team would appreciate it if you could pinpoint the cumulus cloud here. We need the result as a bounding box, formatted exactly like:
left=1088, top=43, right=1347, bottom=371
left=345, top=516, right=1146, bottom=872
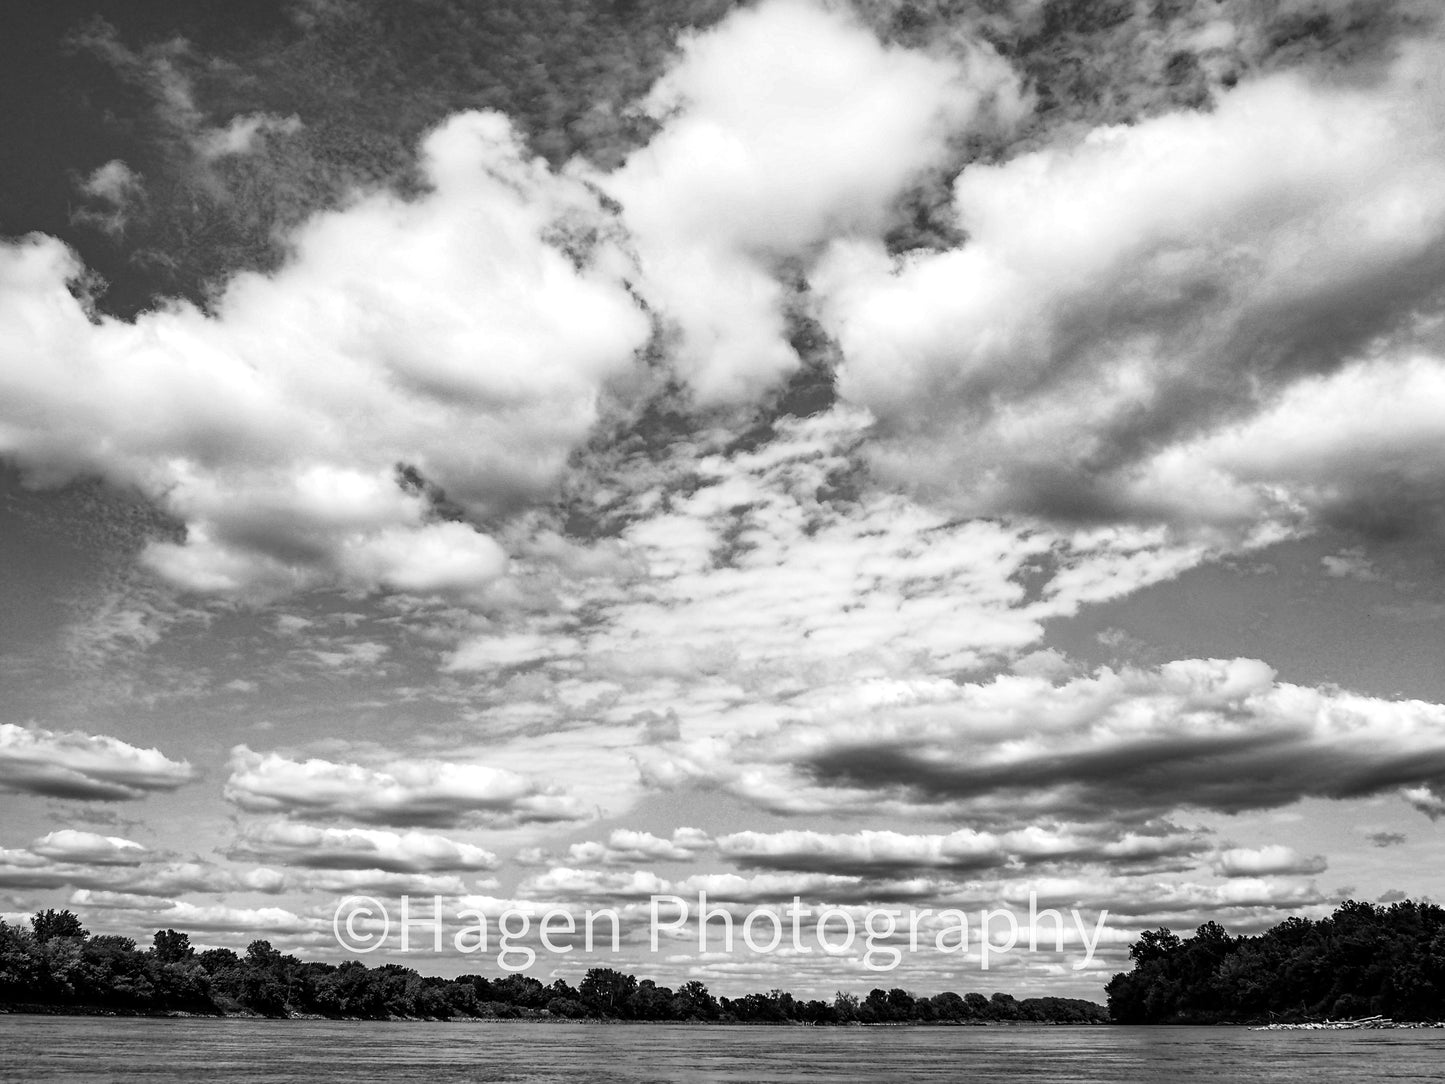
left=1164, top=350, right=1445, bottom=540
left=237, top=867, right=287, bottom=894
left=0, top=723, right=196, bottom=801
left=285, top=868, right=474, bottom=897
left=641, top=658, right=1445, bottom=823
left=715, top=824, right=1208, bottom=876
left=30, top=830, right=148, bottom=866
left=814, top=40, right=1445, bottom=534
left=1212, top=845, right=1328, bottom=878
left=12, top=1, right=1445, bottom=966
left=676, top=870, right=938, bottom=905
left=1402, top=784, right=1445, bottom=820
left=144, top=901, right=316, bottom=936
left=1091, top=876, right=1331, bottom=925
left=604, top=0, right=1021, bottom=404
left=223, top=746, right=588, bottom=828
left=518, top=828, right=713, bottom=867
left=0, top=839, right=247, bottom=898
left=518, top=866, right=673, bottom=900
left=515, top=865, right=932, bottom=906
left=0, top=110, right=649, bottom=599
left=229, top=821, right=499, bottom=873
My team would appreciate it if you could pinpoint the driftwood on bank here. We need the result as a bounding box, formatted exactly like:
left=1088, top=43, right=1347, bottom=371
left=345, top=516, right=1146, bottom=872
left=1251, top=1015, right=1445, bottom=1030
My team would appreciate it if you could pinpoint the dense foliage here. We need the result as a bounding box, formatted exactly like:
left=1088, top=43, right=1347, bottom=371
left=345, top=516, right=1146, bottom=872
left=0, top=910, right=1105, bottom=1023
left=1106, top=900, right=1445, bottom=1024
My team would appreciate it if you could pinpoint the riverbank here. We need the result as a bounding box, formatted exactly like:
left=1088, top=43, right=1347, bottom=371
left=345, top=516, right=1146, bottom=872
left=0, top=1003, right=1109, bottom=1025
left=1251, top=1016, right=1445, bottom=1031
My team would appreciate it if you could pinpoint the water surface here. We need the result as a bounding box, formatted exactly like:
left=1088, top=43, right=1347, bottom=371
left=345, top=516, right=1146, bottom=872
left=3, top=1016, right=1443, bottom=1082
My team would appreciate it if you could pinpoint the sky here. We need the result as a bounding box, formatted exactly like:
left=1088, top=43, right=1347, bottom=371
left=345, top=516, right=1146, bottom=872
left=3, top=0, right=1445, bottom=1001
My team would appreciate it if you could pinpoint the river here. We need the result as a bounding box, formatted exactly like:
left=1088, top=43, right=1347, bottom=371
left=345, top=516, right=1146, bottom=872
left=3, top=1016, right=1444, bottom=1082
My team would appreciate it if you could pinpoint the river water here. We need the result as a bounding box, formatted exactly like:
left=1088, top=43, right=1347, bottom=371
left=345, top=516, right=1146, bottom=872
left=3, top=1016, right=1443, bottom=1082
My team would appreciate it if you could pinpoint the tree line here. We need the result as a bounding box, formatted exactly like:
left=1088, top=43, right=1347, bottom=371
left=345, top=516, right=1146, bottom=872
left=0, top=909, right=1106, bottom=1023
left=1106, top=899, right=1445, bottom=1023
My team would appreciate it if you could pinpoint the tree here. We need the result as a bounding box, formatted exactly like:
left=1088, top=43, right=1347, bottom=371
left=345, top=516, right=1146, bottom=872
left=579, top=967, right=637, bottom=1016
left=31, top=909, right=87, bottom=943
left=245, top=940, right=284, bottom=970
left=628, top=978, right=673, bottom=1020
left=887, top=988, right=917, bottom=1019
left=678, top=979, right=719, bottom=1020
left=152, top=929, right=193, bottom=963
left=493, top=973, right=547, bottom=1009
left=197, top=947, right=240, bottom=973
left=239, top=968, right=289, bottom=1016
left=1130, top=928, right=1182, bottom=965
left=1108, top=901, right=1445, bottom=1024
left=988, top=992, right=1021, bottom=1020
left=929, top=991, right=964, bottom=1021
left=0, top=921, right=38, bottom=998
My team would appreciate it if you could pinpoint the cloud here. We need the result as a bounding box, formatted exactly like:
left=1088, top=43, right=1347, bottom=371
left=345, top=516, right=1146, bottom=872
left=1320, top=549, right=1382, bottom=582
left=814, top=40, right=1445, bottom=534
left=237, top=867, right=286, bottom=894
left=1089, top=876, right=1331, bottom=925
left=566, top=408, right=1217, bottom=703
left=1163, top=350, right=1445, bottom=540
left=0, top=840, right=244, bottom=898
left=29, top=830, right=148, bottom=866
left=518, top=828, right=713, bottom=867
left=604, top=0, right=1022, bottom=405
left=68, top=889, right=178, bottom=911
left=1212, top=845, right=1327, bottom=877
left=10, top=2, right=1443, bottom=976
left=443, top=630, right=582, bottom=672
left=675, top=870, right=938, bottom=905
left=1402, top=784, right=1445, bottom=820
left=0, top=723, right=196, bottom=801
left=144, top=901, right=317, bottom=936
left=514, top=865, right=933, bottom=906
left=223, top=745, right=588, bottom=828
left=715, top=824, right=1011, bottom=874
left=715, top=824, right=1208, bottom=876
left=518, top=866, right=673, bottom=900
left=71, top=160, right=145, bottom=237
left=1368, top=831, right=1407, bottom=848
left=60, top=892, right=323, bottom=950
left=1010, top=648, right=1078, bottom=681
left=416, top=409, right=1258, bottom=837
left=285, top=868, right=474, bottom=897
left=642, top=658, right=1445, bottom=823
left=0, top=110, right=649, bottom=599
left=229, top=821, right=499, bottom=873
left=196, top=113, right=303, bottom=160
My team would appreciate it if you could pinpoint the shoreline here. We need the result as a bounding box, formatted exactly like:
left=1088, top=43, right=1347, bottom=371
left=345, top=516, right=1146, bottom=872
left=0, top=1004, right=1108, bottom=1025
left=13, top=1007, right=1445, bottom=1029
